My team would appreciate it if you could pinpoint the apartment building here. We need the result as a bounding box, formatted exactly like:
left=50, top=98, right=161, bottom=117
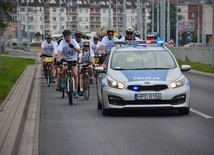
left=10, top=0, right=150, bottom=40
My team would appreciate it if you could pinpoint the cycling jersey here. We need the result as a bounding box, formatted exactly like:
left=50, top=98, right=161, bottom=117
left=58, top=39, right=80, bottom=61
left=101, top=36, right=118, bottom=54
left=90, top=41, right=102, bottom=54
left=41, top=40, right=57, bottom=56
left=79, top=49, right=94, bottom=64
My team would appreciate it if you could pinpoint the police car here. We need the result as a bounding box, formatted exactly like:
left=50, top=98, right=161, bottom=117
left=95, top=40, right=191, bottom=116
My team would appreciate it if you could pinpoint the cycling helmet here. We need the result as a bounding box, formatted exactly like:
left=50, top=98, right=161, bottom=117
left=107, top=29, right=114, bottom=34
left=62, top=29, right=71, bottom=36
left=125, top=27, right=134, bottom=33
left=75, top=31, right=82, bottom=38
left=83, top=40, right=90, bottom=46
left=93, top=35, right=99, bottom=40
left=45, top=32, right=52, bottom=39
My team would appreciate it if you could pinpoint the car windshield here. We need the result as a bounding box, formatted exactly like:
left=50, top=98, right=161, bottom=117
left=111, top=50, right=176, bottom=70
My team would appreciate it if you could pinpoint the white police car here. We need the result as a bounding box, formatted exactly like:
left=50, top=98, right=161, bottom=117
left=95, top=40, right=191, bottom=116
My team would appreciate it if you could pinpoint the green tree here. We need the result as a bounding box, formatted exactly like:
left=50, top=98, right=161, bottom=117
left=0, top=0, right=12, bottom=31
left=147, top=3, right=184, bottom=41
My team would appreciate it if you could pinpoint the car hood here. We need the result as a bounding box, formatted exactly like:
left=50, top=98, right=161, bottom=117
left=108, top=68, right=182, bottom=82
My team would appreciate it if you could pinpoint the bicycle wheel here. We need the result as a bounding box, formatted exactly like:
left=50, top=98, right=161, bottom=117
left=47, top=63, right=52, bottom=87
left=84, top=74, right=90, bottom=100
left=67, top=77, right=73, bottom=105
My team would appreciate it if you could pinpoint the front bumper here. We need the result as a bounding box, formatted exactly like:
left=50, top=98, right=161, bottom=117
left=102, top=85, right=190, bottom=110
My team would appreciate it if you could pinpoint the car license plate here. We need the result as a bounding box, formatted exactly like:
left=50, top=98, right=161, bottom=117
left=135, top=93, right=162, bottom=100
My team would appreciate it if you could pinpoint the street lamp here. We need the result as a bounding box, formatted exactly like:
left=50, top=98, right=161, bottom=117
left=27, top=0, right=30, bottom=51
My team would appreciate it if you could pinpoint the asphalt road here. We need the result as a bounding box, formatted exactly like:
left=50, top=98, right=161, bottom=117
left=39, top=72, right=214, bottom=155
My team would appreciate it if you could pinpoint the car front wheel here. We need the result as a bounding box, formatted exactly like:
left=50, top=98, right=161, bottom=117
left=178, top=108, right=190, bottom=115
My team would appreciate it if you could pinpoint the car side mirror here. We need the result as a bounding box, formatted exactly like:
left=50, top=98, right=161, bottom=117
left=94, top=66, right=106, bottom=73
left=181, top=65, right=191, bottom=72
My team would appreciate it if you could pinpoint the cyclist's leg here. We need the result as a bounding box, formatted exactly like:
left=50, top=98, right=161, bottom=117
left=61, top=61, right=67, bottom=88
left=79, top=72, right=84, bottom=95
left=88, top=64, right=94, bottom=84
left=72, top=65, right=79, bottom=98
left=56, top=65, right=62, bottom=91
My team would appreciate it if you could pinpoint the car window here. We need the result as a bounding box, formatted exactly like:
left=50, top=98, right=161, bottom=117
left=111, top=50, right=176, bottom=70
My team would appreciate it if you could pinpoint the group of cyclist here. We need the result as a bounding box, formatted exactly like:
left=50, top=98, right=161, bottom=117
left=40, top=26, right=146, bottom=99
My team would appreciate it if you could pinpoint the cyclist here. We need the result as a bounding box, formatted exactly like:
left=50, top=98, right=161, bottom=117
left=134, top=31, right=141, bottom=39
left=90, top=35, right=101, bottom=54
left=40, top=33, right=57, bottom=80
left=57, top=29, right=81, bottom=98
left=120, top=27, right=140, bottom=41
left=78, top=40, right=96, bottom=95
left=53, top=35, right=64, bottom=91
left=74, top=31, right=85, bottom=48
left=101, top=29, right=118, bottom=55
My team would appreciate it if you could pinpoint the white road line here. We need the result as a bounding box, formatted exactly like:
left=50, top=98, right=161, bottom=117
left=190, top=108, right=213, bottom=119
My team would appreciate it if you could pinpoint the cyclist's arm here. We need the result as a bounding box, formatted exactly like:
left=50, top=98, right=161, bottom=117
left=40, top=42, right=45, bottom=56
left=57, top=50, right=62, bottom=62
left=101, top=45, right=106, bottom=55
left=78, top=52, right=83, bottom=64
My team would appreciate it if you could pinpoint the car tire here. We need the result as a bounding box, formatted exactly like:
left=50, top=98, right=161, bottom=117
left=97, top=100, right=102, bottom=110
left=178, top=108, right=189, bottom=115
left=102, top=103, right=110, bottom=116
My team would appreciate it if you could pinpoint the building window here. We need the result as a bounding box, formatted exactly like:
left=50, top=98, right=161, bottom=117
left=79, top=8, right=82, bottom=13
left=79, top=17, right=82, bottom=22
left=85, top=9, right=88, bottom=13
left=191, top=13, right=194, bottom=18
left=85, top=17, right=88, bottom=22
left=102, top=9, right=106, bottom=13
left=61, top=17, right=64, bottom=21
left=53, top=25, right=57, bottom=30
left=53, top=8, right=56, bottom=12
left=53, top=17, right=56, bottom=21
left=72, top=16, right=77, bottom=21
left=20, top=7, right=25, bottom=12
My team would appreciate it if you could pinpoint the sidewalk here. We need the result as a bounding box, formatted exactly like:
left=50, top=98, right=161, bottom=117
left=0, top=63, right=41, bottom=155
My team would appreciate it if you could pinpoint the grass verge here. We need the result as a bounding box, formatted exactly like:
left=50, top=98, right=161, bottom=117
left=177, top=60, right=214, bottom=74
left=0, top=56, right=35, bottom=105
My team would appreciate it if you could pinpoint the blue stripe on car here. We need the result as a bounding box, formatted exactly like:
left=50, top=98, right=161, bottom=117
left=121, top=70, right=168, bottom=81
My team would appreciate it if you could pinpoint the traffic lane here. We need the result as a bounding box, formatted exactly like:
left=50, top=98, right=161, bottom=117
left=39, top=79, right=214, bottom=155
left=184, top=72, right=214, bottom=117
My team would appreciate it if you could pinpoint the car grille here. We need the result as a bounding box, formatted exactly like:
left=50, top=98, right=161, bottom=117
left=127, top=85, right=168, bottom=91
left=108, top=94, right=186, bottom=106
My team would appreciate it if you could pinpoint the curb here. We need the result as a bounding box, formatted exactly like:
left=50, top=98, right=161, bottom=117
left=0, top=64, right=37, bottom=155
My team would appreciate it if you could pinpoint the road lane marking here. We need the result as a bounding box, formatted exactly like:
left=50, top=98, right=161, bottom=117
left=190, top=108, right=213, bottom=119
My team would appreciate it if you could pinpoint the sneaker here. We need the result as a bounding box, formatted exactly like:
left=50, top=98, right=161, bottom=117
left=52, top=77, right=55, bottom=83
left=61, top=79, right=66, bottom=88
left=79, top=90, right=84, bottom=96
left=73, top=91, right=79, bottom=98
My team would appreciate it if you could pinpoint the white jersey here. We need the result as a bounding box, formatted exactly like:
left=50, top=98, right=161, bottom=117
left=79, top=49, right=94, bottom=64
left=95, top=41, right=102, bottom=54
left=101, top=36, right=118, bottom=54
left=90, top=41, right=101, bottom=54
left=119, top=36, right=140, bottom=41
left=58, top=39, right=80, bottom=61
left=41, top=40, right=57, bottom=56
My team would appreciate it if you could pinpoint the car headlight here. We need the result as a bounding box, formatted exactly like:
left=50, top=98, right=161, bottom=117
left=107, top=76, right=124, bottom=89
left=170, top=75, right=185, bottom=89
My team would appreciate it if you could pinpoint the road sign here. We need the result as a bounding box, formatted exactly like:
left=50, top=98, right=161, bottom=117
left=179, top=36, right=182, bottom=41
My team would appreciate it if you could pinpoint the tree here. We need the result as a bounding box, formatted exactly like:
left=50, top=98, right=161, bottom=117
left=0, top=0, right=12, bottom=31
left=147, top=3, right=184, bottom=41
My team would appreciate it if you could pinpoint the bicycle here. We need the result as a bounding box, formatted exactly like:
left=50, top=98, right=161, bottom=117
left=61, top=61, right=76, bottom=105
left=79, top=64, right=90, bottom=100
left=41, top=54, right=53, bottom=87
